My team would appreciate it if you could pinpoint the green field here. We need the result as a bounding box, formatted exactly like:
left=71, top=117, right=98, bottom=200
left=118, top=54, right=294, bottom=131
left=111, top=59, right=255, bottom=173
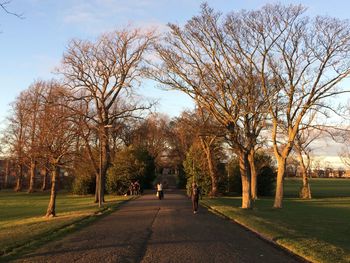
left=0, top=190, right=130, bottom=260
left=202, top=178, right=350, bottom=263
left=284, top=177, right=350, bottom=198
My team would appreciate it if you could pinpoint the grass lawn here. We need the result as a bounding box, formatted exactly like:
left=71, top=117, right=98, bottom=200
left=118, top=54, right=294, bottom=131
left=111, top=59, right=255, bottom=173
left=0, top=190, right=130, bottom=260
left=202, top=178, right=350, bottom=263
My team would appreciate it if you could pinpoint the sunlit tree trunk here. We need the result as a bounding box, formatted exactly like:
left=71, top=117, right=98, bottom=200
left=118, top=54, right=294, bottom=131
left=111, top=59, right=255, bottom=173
left=28, top=159, right=36, bottom=193
left=297, top=152, right=312, bottom=199
left=41, top=167, right=48, bottom=191
left=199, top=137, right=218, bottom=196
left=239, top=151, right=252, bottom=209
left=206, top=151, right=218, bottom=196
left=248, top=149, right=257, bottom=200
left=14, top=164, right=23, bottom=192
left=274, top=156, right=286, bottom=208
left=46, top=165, right=59, bottom=217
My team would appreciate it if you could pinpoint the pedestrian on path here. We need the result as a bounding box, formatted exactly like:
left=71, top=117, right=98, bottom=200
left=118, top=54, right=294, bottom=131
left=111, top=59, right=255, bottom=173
left=134, top=180, right=141, bottom=195
left=191, top=182, right=201, bottom=214
left=156, top=182, right=164, bottom=200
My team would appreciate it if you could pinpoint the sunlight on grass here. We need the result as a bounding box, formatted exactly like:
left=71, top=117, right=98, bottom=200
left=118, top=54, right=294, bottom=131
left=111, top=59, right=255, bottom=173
left=202, top=195, right=350, bottom=263
left=0, top=191, right=130, bottom=257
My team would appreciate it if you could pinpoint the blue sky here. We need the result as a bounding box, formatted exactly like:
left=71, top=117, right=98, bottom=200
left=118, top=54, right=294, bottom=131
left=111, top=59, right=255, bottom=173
left=0, top=0, right=350, bottom=164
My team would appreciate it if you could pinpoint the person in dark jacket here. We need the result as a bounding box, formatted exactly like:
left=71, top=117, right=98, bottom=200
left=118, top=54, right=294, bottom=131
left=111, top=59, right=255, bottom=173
left=191, top=182, right=201, bottom=214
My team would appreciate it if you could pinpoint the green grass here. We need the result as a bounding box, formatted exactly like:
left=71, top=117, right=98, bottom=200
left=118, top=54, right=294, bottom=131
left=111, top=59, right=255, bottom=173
left=284, top=178, right=350, bottom=198
left=0, top=190, right=130, bottom=260
left=202, top=178, right=350, bottom=263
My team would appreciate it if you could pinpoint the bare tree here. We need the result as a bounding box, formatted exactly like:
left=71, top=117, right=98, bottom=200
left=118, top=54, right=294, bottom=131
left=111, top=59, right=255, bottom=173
left=59, top=28, right=155, bottom=206
left=34, top=81, right=77, bottom=217
left=223, top=4, right=350, bottom=208
left=152, top=4, right=268, bottom=208
left=169, top=108, right=224, bottom=196
left=24, top=82, right=44, bottom=193
left=131, top=113, right=170, bottom=171
left=2, top=92, right=29, bottom=191
left=197, top=111, right=222, bottom=196
left=293, top=116, right=324, bottom=198
left=0, top=1, right=23, bottom=18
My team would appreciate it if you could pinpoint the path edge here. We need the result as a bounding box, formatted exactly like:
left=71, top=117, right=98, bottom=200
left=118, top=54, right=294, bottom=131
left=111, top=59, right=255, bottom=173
left=200, top=202, right=312, bottom=263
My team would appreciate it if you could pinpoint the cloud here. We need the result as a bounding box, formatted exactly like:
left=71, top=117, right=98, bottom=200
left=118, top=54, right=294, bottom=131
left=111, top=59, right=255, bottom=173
left=62, top=2, right=100, bottom=25
left=60, top=0, right=158, bottom=35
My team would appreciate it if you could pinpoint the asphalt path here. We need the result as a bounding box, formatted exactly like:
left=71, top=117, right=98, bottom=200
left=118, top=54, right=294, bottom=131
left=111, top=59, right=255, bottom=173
left=15, top=190, right=303, bottom=263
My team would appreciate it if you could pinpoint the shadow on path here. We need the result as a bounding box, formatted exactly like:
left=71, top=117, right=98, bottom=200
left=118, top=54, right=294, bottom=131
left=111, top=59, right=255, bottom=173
left=14, top=191, right=303, bottom=263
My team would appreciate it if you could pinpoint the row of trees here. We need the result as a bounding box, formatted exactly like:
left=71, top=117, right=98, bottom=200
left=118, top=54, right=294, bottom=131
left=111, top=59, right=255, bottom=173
left=149, top=3, right=350, bottom=208
left=2, top=28, right=156, bottom=217
left=1, top=3, right=350, bottom=214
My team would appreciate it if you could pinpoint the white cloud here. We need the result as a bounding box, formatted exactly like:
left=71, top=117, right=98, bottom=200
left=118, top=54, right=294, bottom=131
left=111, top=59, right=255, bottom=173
left=62, top=2, right=100, bottom=25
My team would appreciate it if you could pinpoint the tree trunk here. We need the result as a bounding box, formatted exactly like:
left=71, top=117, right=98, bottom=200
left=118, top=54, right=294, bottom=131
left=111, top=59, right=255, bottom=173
left=299, top=163, right=312, bottom=199
left=4, top=160, right=9, bottom=188
left=248, top=149, right=257, bottom=200
left=273, top=157, right=286, bottom=208
left=41, top=168, right=48, bottom=191
left=14, top=164, right=23, bottom=192
left=28, top=159, right=36, bottom=193
left=239, top=152, right=252, bottom=209
left=207, top=154, right=218, bottom=196
left=200, top=138, right=218, bottom=196
left=300, top=174, right=312, bottom=199
left=94, top=172, right=99, bottom=203
left=296, top=150, right=312, bottom=199
left=99, top=131, right=109, bottom=206
left=46, top=165, right=59, bottom=217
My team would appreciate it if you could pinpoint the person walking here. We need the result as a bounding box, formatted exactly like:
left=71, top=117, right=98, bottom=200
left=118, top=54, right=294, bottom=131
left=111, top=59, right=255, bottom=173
left=191, top=182, right=201, bottom=214
left=134, top=180, right=141, bottom=195
left=157, top=182, right=164, bottom=200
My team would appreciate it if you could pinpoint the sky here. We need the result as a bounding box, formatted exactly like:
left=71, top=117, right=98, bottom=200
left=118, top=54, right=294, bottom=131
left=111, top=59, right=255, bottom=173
left=1, top=0, right=350, bottom=167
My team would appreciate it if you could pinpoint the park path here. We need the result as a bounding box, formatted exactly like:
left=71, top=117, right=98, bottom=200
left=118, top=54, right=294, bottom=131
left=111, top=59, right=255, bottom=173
left=15, top=190, right=303, bottom=263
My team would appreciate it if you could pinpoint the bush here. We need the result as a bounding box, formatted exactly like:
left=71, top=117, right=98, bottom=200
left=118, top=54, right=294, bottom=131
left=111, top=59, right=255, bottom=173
left=70, top=158, right=96, bottom=195
left=257, top=166, right=276, bottom=196
left=107, top=146, right=155, bottom=195
left=71, top=175, right=95, bottom=195
left=183, top=145, right=211, bottom=196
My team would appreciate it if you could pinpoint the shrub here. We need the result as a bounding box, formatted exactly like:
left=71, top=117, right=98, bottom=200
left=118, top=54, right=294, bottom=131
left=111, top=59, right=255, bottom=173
left=107, top=146, right=155, bottom=195
left=71, top=175, right=95, bottom=195
left=70, top=158, right=96, bottom=195
left=257, top=166, right=276, bottom=196
left=183, top=145, right=211, bottom=196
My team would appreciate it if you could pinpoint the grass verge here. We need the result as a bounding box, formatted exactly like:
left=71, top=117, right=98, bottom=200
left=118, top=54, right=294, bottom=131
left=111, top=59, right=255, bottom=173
left=0, top=190, right=132, bottom=261
left=202, top=195, right=350, bottom=263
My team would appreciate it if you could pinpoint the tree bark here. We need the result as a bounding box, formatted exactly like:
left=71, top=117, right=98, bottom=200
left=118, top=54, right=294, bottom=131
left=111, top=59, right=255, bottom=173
left=238, top=152, right=252, bottom=209
left=207, top=152, right=218, bottom=196
left=14, top=164, right=23, bottom=192
left=200, top=137, right=218, bottom=196
left=99, top=130, right=109, bottom=206
left=296, top=148, right=312, bottom=199
left=299, top=157, right=312, bottom=199
left=28, top=159, right=36, bottom=193
left=94, top=172, right=99, bottom=203
left=46, top=165, right=59, bottom=217
left=41, top=168, right=48, bottom=191
left=248, top=149, right=257, bottom=200
left=300, top=174, right=312, bottom=199
left=4, top=160, right=9, bottom=188
left=273, top=157, right=286, bottom=208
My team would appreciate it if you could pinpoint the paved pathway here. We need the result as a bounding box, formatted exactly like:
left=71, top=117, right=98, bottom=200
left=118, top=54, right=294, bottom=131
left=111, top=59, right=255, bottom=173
left=15, top=190, right=303, bottom=263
